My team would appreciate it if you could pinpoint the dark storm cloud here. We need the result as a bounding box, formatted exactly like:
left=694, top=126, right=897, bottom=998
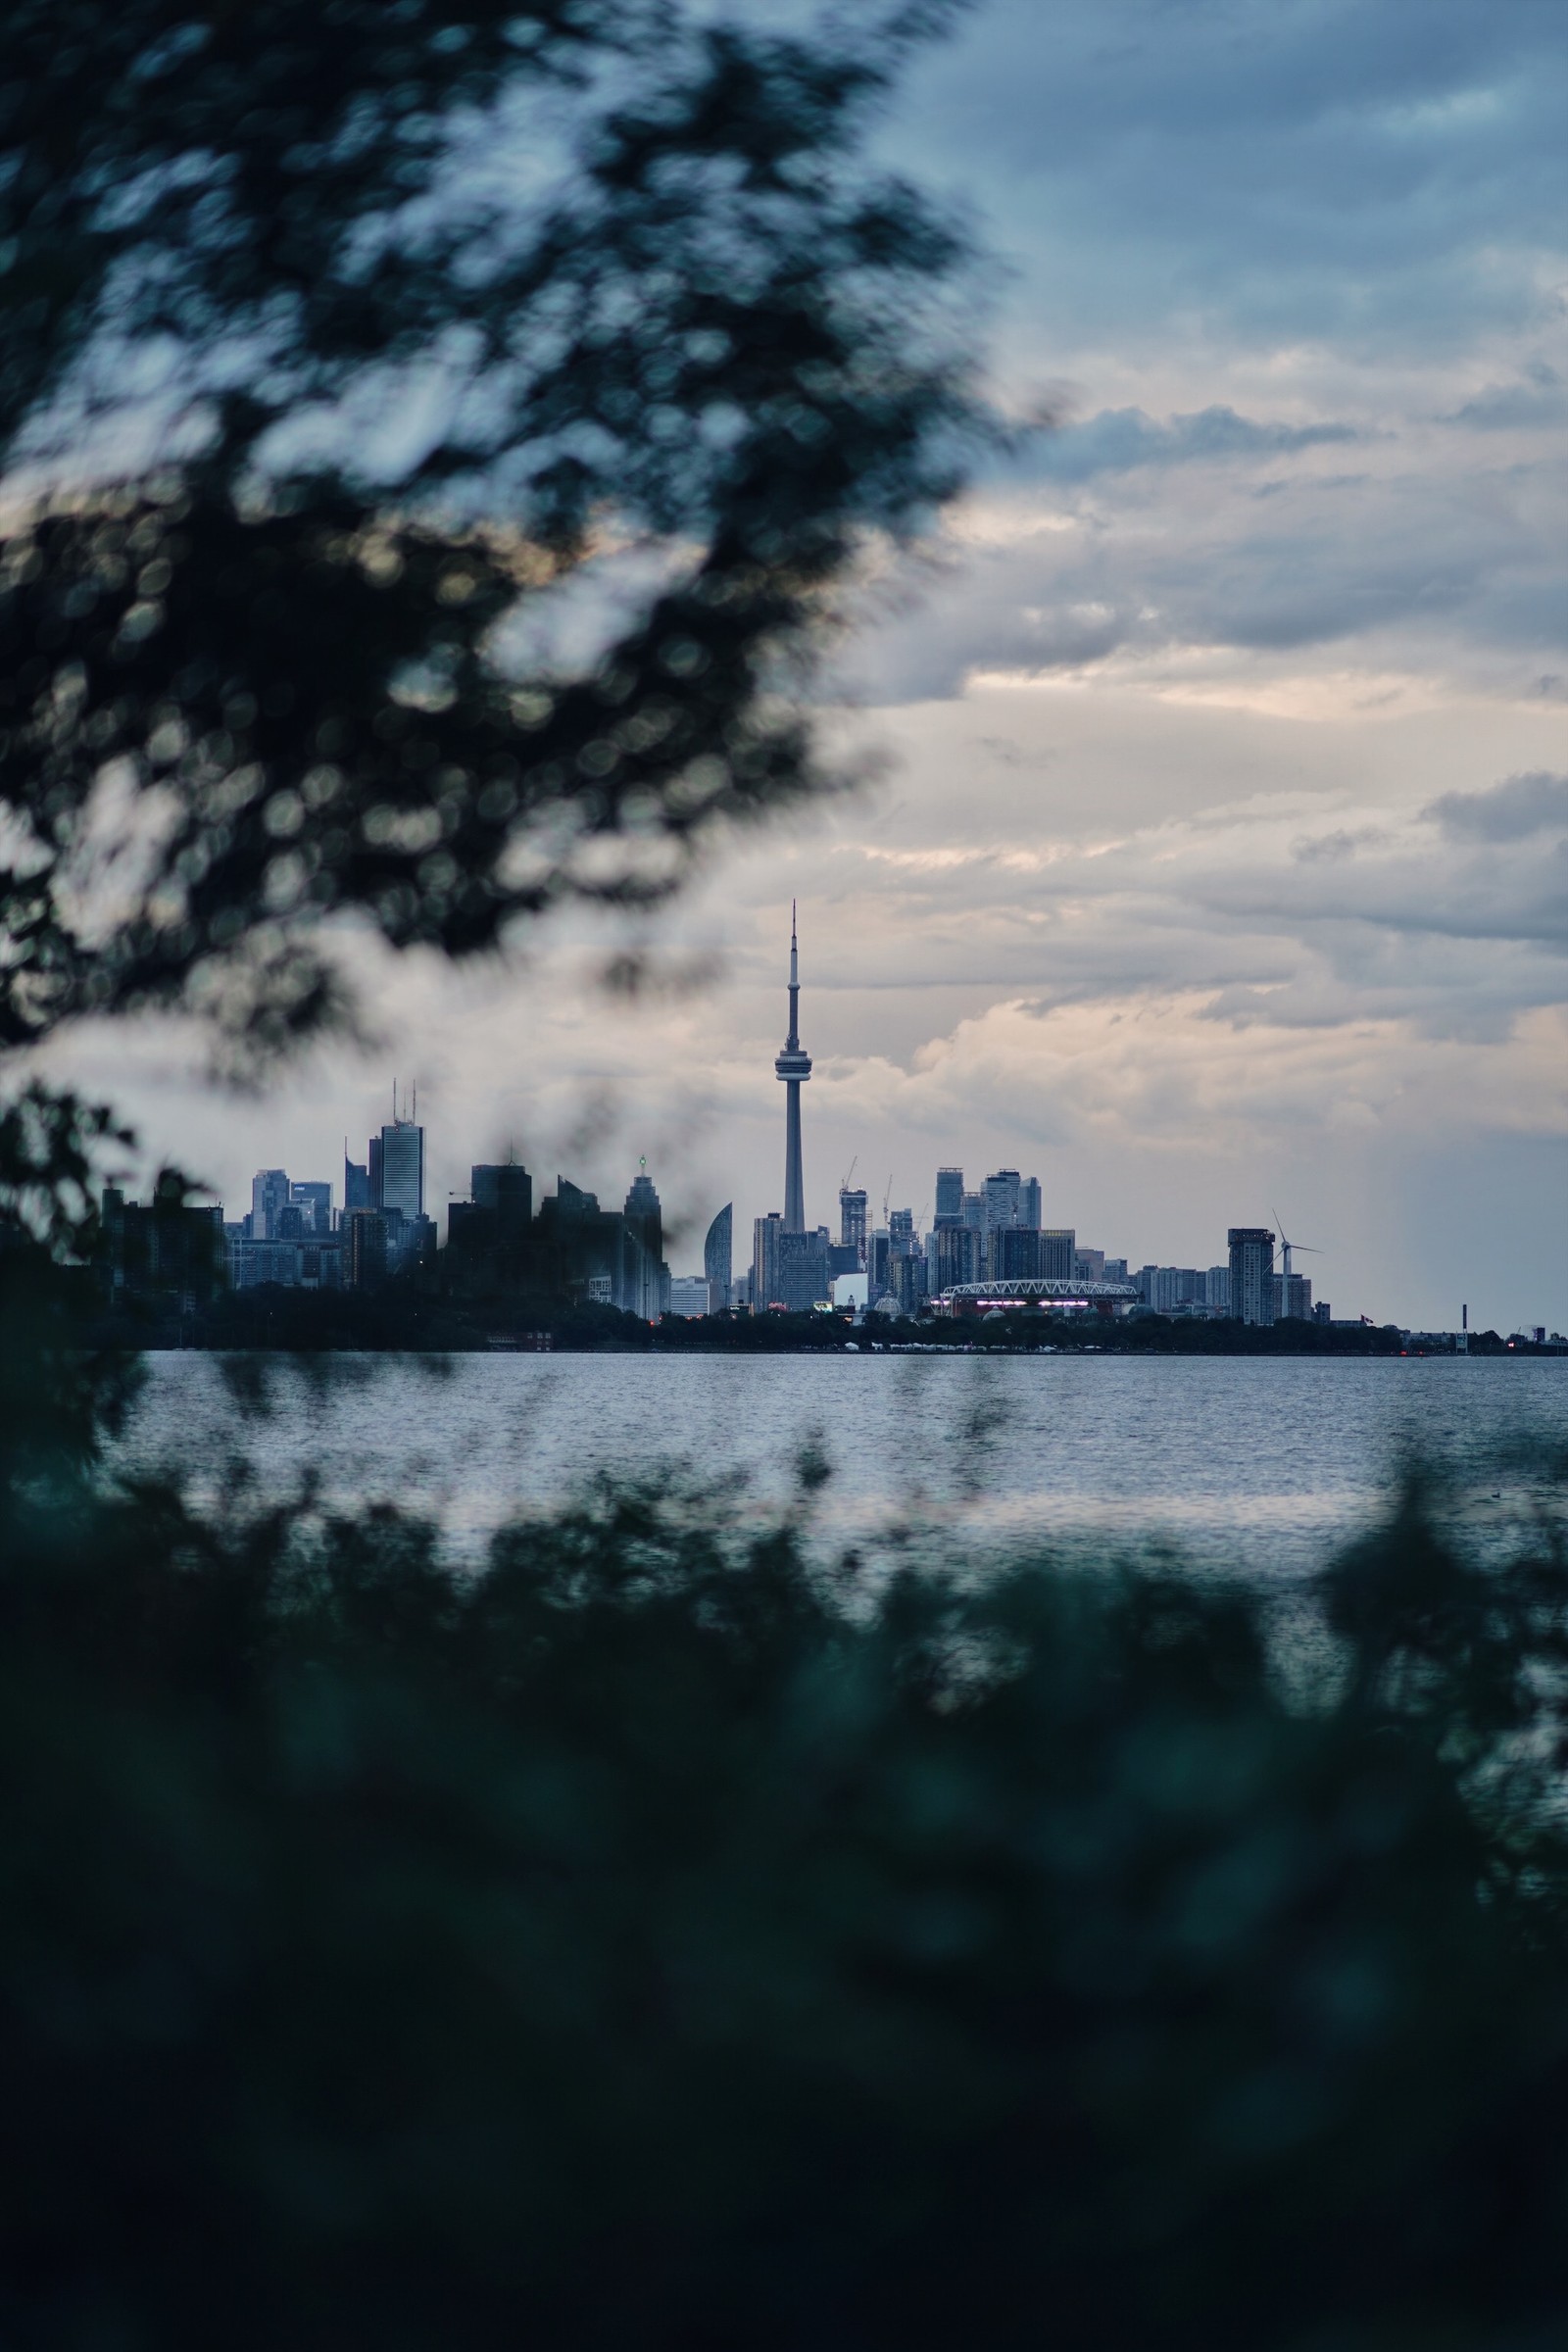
left=1426, top=771, right=1568, bottom=842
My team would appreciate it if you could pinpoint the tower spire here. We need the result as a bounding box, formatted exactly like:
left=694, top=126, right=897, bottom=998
left=774, top=903, right=811, bottom=1232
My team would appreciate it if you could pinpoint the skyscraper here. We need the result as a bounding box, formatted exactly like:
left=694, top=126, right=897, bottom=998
left=623, top=1165, right=670, bottom=1321
left=934, top=1166, right=964, bottom=1226
left=250, top=1168, right=290, bottom=1240
left=290, top=1180, right=332, bottom=1235
left=992, top=1228, right=1043, bottom=1282
left=983, top=1170, right=1022, bottom=1229
left=930, top=1224, right=980, bottom=1291
left=704, top=1202, right=733, bottom=1311
left=342, top=1208, right=388, bottom=1290
left=774, top=903, right=811, bottom=1233
left=472, top=1163, right=532, bottom=1236
left=1229, top=1228, right=1276, bottom=1327
left=753, top=1211, right=784, bottom=1312
left=379, top=1107, right=424, bottom=1222
left=839, top=1187, right=868, bottom=1262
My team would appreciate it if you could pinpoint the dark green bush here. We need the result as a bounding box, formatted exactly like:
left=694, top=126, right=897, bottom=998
left=2, top=1364, right=1565, bottom=2347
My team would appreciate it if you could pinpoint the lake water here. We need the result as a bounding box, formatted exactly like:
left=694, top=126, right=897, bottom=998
left=117, top=1352, right=1563, bottom=1579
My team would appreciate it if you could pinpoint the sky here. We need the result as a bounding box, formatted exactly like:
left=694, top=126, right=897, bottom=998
left=49, top=0, right=1568, bottom=1333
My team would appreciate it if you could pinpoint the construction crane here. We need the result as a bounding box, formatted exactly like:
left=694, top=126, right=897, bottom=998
left=839, top=1154, right=858, bottom=1195
left=882, top=1174, right=894, bottom=1227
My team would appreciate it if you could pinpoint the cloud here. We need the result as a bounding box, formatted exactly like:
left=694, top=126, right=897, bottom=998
left=1424, top=770, right=1568, bottom=842
left=1443, top=366, right=1567, bottom=432
left=1023, top=406, right=1358, bottom=483
left=884, top=991, right=1568, bottom=1154
left=40, top=0, right=1568, bottom=1341
left=890, top=0, right=1568, bottom=360
left=1291, top=829, right=1393, bottom=863
left=843, top=397, right=1566, bottom=703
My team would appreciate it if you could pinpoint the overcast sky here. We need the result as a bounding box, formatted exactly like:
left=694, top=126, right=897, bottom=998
left=52, top=0, right=1567, bottom=1333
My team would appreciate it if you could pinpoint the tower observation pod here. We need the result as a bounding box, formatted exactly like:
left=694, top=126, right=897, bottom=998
left=774, top=902, right=812, bottom=1233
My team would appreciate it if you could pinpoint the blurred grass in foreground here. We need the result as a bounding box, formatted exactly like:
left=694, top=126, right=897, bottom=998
left=3, top=1436, right=1567, bottom=2349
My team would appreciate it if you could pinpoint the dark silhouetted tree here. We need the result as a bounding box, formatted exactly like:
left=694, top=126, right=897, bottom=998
left=0, top=0, right=984, bottom=1068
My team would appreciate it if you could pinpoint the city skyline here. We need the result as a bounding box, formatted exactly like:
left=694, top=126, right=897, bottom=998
left=76, top=864, right=1558, bottom=1332
left=40, top=0, right=1566, bottom=1337
left=113, top=972, right=1553, bottom=1335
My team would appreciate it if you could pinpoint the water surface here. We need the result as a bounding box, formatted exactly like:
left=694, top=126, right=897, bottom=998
left=118, top=1352, right=1562, bottom=1577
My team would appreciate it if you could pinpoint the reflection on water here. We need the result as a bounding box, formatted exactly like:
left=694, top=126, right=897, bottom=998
left=115, top=1353, right=1564, bottom=1576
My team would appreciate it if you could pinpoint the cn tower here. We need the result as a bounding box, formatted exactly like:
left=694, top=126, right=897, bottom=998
left=774, top=902, right=811, bottom=1232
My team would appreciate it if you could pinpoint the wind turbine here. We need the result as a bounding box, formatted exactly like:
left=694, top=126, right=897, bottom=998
left=1271, top=1206, right=1323, bottom=1287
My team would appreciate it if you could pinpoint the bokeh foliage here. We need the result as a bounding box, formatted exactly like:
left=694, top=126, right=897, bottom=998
left=1, top=1448, right=1566, bottom=2347
left=1, top=1, right=982, bottom=1062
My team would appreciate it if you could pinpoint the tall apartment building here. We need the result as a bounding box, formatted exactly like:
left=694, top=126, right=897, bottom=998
left=1274, top=1271, right=1313, bottom=1320
left=934, top=1166, right=964, bottom=1225
left=1041, top=1228, right=1076, bottom=1280
left=930, top=1224, right=981, bottom=1291
left=342, top=1207, right=388, bottom=1290
left=983, top=1169, right=1022, bottom=1229
left=992, top=1228, right=1043, bottom=1282
left=753, top=1213, right=784, bottom=1311
left=1228, top=1228, right=1276, bottom=1327
left=1147, top=1266, right=1206, bottom=1314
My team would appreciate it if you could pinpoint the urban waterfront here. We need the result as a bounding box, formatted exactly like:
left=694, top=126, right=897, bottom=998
left=96, top=912, right=1562, bottom=1348
left=117, top=1351, right=1562, bottom=1574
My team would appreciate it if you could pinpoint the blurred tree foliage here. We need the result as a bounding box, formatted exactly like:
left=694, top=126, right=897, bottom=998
left=0, top=0, right=982, bottom=1066
left=0, top=1448, right=1565, bottom=2348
